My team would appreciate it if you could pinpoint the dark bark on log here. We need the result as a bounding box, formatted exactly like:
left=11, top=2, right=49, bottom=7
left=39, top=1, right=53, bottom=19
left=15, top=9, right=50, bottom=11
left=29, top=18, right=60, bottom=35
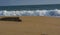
left=0, top=17, right=22, bottom=22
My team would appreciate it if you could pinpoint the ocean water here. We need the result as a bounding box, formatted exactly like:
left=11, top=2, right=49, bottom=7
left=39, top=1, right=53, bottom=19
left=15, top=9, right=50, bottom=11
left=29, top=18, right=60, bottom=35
left=0, top=4, right=60, bottom=16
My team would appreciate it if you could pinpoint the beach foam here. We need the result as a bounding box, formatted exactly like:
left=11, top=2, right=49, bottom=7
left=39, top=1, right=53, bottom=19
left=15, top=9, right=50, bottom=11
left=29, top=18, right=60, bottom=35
left=0, top=9, right=60, bottom=16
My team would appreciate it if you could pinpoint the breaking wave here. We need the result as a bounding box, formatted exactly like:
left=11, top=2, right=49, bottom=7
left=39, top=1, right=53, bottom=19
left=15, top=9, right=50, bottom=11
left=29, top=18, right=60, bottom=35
left=0, top=9, right=60, bottom=16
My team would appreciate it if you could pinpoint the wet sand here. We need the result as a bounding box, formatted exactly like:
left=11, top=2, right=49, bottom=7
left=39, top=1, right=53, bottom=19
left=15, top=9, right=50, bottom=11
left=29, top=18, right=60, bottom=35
left=0, top=16, right=60, bottom=35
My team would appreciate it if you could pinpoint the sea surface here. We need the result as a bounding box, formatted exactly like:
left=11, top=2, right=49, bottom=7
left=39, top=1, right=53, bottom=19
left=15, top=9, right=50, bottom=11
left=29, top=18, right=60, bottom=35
left=0, top=4, right=60, bottom=16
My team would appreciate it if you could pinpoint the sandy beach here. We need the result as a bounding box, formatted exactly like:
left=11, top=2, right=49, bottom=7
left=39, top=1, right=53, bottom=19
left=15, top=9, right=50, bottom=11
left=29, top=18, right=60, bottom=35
left=0, top=16, right=60, bottom=35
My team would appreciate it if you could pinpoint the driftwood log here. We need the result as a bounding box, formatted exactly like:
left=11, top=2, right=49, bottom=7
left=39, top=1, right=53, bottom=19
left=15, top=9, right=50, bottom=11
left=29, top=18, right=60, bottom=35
left=0, top=17, right=22, bottom=22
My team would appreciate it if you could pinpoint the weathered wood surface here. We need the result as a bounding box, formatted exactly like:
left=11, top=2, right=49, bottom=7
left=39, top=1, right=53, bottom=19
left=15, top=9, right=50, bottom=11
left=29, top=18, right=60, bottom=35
left=0, top=17, right=22, bottom=22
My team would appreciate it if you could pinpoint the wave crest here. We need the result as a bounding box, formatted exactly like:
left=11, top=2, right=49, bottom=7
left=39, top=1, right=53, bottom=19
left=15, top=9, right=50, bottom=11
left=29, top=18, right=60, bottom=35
left=0, top=9, right=60, bottom=16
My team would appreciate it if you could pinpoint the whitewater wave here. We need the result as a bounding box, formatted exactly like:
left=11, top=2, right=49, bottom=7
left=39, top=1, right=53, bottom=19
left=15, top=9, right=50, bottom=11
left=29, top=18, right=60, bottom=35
left=0, top=9, right=60, bottom=16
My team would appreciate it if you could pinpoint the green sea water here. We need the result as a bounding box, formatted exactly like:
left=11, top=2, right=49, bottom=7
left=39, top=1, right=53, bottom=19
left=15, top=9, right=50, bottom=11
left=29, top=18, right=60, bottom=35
left=0, top=4, right=60, bottom=10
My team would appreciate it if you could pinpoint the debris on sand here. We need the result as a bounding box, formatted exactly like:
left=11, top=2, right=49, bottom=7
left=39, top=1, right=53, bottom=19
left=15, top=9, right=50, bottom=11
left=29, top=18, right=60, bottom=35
left=0, top=17, right=22, bottom=22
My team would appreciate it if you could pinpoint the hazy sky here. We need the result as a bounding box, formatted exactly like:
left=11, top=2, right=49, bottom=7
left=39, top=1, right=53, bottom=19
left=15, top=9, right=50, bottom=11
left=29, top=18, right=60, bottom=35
left=0, top=0, right=60, bottom=6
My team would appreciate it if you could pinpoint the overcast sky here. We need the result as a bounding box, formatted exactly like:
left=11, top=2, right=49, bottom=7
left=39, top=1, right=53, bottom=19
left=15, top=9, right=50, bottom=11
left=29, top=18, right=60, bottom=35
left=0, top=0, right=60, bottom=6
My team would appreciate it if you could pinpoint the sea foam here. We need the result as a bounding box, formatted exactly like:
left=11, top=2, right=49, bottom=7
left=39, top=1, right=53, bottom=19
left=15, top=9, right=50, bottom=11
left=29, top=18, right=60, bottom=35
left=0, top=9, right=60, bottom=16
